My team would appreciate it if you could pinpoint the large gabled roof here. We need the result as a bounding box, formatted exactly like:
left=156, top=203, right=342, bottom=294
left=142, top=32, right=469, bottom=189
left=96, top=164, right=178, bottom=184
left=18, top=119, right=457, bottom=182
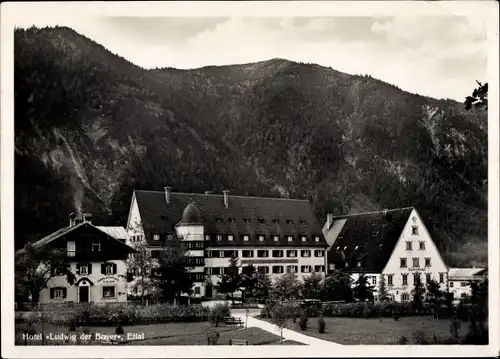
left=327, top=207, right=414, bottom=272
left=133, top=190, right=328, bottom=247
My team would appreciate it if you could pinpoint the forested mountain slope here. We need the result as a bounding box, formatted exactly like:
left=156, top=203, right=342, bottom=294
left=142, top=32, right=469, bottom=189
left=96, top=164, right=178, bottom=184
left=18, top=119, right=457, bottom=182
left=14, top=26, right=488, bottom=266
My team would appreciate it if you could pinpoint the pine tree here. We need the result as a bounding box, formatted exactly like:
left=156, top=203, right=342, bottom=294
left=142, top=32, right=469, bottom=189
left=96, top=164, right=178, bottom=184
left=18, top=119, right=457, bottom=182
left=217, top=254, right=241, bottom=305
left=377, top=274, right=388, bottom=302
left=353, top=274, right=374, bottom=302
left=411, top=272, right=425, bottom=313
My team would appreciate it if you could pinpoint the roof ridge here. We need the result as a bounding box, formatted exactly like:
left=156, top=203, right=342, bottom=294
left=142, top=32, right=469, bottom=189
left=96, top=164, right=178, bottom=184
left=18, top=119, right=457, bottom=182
left=332, top=206, right=414, bottom=219
left=134, top=190, right=311, bottom=202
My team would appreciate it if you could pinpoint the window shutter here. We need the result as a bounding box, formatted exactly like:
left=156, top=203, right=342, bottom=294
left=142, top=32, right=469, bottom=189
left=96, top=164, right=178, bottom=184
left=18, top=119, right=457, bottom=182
left=62, top=288, right=67, bottom=298
left=75, top=264, right=80, bottom=275
left=88, top=263, right=92, bottom=274
left=101, top=263, right=105, bottom=274
left=113, top=263, right=117, bottom=275
left=50, top=288, right=54, bottom=299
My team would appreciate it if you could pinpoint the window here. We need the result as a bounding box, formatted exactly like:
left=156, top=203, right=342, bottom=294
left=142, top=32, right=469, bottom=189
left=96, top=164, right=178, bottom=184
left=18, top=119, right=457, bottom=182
left=401, top=293, right=410, bottom=301
left=372, top=276, right=377, bottom=285
left=257, top=250, right=269, bottom=258
left=243, top=218, right=251, bottom=223
left=286, top=250, right=297, bottom=258
left=242, top=250, right=254, bottom=258
left=211, top=267, right=221, bottom=275
left=439, top=273, right=445, bottom=283
left=287, top=265, right=298, bottom=273
left=194, top=287, right=201, bottom=294
left=272, top=250, right=284, bottom=258
left=286, top=220, right=294, bottom=224
left=287, top=235, right=293, bottom=242
left=406, top=241, right=412, bottom=250
left=216, top=235, right=223, bottom=242
left=314, top=236, right=320, bottom=242
left=272, top=266, right=284, bottom=274
left=372, top=230, right=380, bottom=237
left=425, top=258, right=431, bottom=267
left=387, top=274, right=394, bottom=286
left=243, top=235, right=249, bottom=242
left=314, top=250, right=324, bottom=257
left=400, top=258, right=407, bottom=268
left=419, top=241, right=425, bottom=250
left=67, top=241, right=76, bottom=257
left=79, top=264, right=88, bottom=275
left=357, top=261, right=362, bottom=267
left=449, top=281, right=454, bottom=287
left=402, top=273, right=408, bottom=286
left=228, top=234, right=234, bottom=241
left=314, top=265, right=325, bottom=273
left=257, top=266, right=269, bottom=274
left=461, top=282, right=468, bottom=287
left=258, top=218, right=266, bottom=224
left=300, top=220, right=307, bottom=225
left=273, top=235, right=279, bottom=242
left=102, top=263, right=115, bottom=275
left=215, top=218, right=223, bottom=223
left=151, top=250, right=161, bottom=259
left=412, top=258, right=420, bottom=268
left=329, top=264, right=335, bottom=270
left=412, top=226, right=419, bottom=235
left=461, top=293, right=467, bottom=298
left=413, top=272, right=421, bottom=283
left=228, top=217, right=235, bottom=223
left=153, top=234, right=160, bottom=241
left=301, top=236, right=307, bottom=242
left=301, top=265, right=312, bottom=273
left=102, top=286, right=116, bottom=298
left=92, top=241, right=101, bottom=252
left=160, top=215, right=168, bottom=220
left=258, top=235, right=265, bottom=242
left=224, top=250, right=237, bottom=258
left=54, top=288, right=65, bottom=299
left=272, top=219, right=280, bottom=224
left=426, top=273, right=432, bottom=282
left=205, top=235, right=211, bottom=241
left=301, top=250, right=311, bottom=257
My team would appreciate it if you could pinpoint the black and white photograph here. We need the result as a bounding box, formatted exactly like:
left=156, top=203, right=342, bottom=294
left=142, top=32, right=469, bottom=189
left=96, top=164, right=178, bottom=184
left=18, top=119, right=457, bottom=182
left=1, top=1, right=499, bottom=358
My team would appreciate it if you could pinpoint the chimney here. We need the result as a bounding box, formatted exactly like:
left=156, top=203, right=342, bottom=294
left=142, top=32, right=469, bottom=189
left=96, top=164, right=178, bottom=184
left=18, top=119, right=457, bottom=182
left=326, top=213, right=334, bottom=229
left=222, top=190, right=229, bottom=209
left=69, top=212, right=76, bottom=227
left=164, top=186, right=172, bottom=204
left=205, top=191, right=212, bottom=195
left=83, top=213, right=93, bottom=223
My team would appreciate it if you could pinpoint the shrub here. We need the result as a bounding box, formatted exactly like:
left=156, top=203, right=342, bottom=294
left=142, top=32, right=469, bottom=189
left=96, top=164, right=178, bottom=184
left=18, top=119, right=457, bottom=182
left=260, top=303, right=273, bottom=319
left=207, top=332, right=220, bottom=345
left=450, top=317, right=461, bottom=340
left=67, top=319, right=76, bottom=331
left=115, top=325, right=124, bottom=335
left=392, top=311, right=400, bottom=321
left=210, top=303, right=231, bottom=327
left=317, top=317, right=325, bottom=333
left=397, top=336, right=409, bottom=344
left=299, top=312, right=308, bottom=331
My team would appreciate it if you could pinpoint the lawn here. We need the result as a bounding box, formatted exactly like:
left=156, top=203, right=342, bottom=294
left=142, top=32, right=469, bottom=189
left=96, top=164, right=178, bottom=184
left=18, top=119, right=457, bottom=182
left=261, top=316, right=471, bottom=345
left=15, top=321, right=291, bottom=346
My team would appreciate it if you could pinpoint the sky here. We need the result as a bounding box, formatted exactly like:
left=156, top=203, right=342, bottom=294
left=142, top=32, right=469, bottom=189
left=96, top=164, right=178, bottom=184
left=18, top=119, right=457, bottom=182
left=9, top=3, right=496, bottom=101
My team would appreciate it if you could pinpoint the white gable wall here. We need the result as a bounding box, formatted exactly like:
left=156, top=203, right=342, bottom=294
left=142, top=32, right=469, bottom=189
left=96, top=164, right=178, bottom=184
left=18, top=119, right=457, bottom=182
left=125, top=192, right=146, bottom=247
left=382, top=208, right=448, bottom=302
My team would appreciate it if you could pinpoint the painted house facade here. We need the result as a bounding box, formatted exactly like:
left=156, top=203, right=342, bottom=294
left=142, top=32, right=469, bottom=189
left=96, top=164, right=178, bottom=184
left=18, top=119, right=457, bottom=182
left=126, top=187, right=329, bottom=298
left=448, top=267, right=487, bottom=300
left=323, top=207, right=449, bottom=302
left=24, top=213, right=136, bottom=304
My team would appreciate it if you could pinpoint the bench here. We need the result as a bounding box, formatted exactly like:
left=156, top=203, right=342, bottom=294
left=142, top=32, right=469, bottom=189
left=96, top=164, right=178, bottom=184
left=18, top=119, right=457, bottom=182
left=229, top=339, right=248, bottom=345
left=224, top=316, right=244, bottom=327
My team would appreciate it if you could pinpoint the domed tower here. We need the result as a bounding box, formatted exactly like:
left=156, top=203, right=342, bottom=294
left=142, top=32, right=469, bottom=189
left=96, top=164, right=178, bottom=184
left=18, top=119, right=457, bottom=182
left=175, top=203, right=205, bottom=298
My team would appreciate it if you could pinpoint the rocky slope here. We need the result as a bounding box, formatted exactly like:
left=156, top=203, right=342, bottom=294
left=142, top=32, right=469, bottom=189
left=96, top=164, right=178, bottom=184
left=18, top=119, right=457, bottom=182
left=14, top=26, right=488, bottom=266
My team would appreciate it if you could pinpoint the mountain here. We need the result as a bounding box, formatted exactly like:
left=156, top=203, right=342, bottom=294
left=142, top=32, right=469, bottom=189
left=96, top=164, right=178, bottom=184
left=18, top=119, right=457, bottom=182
left=14, top=26, right=488, bottom=266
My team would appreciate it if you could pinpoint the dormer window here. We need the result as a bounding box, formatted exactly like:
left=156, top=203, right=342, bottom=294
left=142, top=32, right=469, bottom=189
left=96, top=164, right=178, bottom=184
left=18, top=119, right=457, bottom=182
left=301, top=236, right=307, bottom=242
left=258, top=218, right=265, bottom=224
left=286, top=220, right=294, bottom=224
left=412, top=226, right=418, bottom=235
left=67, top=241, right=76, bottom=257
left=372, top=230, right=379, bottom=237
left=243, top=218, right=251, bottom=223
left=273, top=235, right=279, bottom=242
left=314, top=236, right=320, bottom=242
left=160, top=215, right=168, bottom=220
left=272, top=219, right=280, bottom=224
left=228, top=217, right=235, bottom=223
left=153, top=234, right=160, bottom=241
left=92, top=241, right=101, bottom=252
left=258, top=235, right=265, bottom=242
left=205, top=235, right=211, bottom=241
left=227, top=234, right=234, bottom=241
left=215, top=218, right=223, bottom=223
left=357, top=261, right=362, bottom=267
left=300, top=220, right=307, bottom=225
left=287, top=235, right=293, bottom=242
left=216, top=235, right=223, bottom=241
left=354, top=245, right=359, bottom=250
left=243, top=234, right=250, bottom=242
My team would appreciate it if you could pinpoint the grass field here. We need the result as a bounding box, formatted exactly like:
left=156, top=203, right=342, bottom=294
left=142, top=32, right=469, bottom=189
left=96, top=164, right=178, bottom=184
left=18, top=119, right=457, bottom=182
left=15, top=321, right=298, bottom=346
left=262, top=316, right=471, bottom=345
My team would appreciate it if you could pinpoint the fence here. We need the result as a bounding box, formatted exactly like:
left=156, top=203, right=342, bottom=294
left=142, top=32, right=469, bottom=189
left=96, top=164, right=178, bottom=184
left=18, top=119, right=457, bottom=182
left=15, top=300, right=148, bottom=312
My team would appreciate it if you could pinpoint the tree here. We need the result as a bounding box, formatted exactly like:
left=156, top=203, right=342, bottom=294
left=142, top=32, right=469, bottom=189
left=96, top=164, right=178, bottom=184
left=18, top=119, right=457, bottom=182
left=322, top=270, right=354, bottom=302
left=426, top=278, right=444, bottom=305
left=217, top=254, right=241, bottom=305
left=352, top=274, right=374, bottom=302
left=15, top=243, right=76, bottom=304
left=411, top=272, right=425, bottom=312
left=272, top=272, right=301, bottom=301
left=470, top=276, right=488, bottom=321
left=465, top=81, right=488, bottom=110
left=270, top=304, right=288, bottom=343
left=126, top=237, right=157, bottom=304
left=253, top=272, right=272, bottom=299
left=152, top=234, right=194, bottom=304
left=240, top=264, right=258, bottom=302
left=377, top=274, right=389, bottom=302
left=302, top=272, right=323, bottom=299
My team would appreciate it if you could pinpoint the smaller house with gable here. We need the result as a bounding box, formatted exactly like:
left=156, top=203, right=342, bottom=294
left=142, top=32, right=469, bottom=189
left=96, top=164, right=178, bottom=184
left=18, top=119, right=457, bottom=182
left=448, top=267, right=487, bottom=300
left=323, top=207, right=449, bottom=302
left=20, top=212, right=136, bottom=304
